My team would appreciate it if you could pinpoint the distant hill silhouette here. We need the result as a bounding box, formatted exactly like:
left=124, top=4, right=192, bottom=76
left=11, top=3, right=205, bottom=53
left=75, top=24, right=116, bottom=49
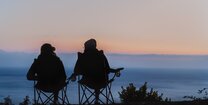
left=0, top=50, right=208, bottom=69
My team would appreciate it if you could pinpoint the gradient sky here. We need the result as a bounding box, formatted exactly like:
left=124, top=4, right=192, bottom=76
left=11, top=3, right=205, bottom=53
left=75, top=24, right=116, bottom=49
left=1, top=0, right=208, bottom=54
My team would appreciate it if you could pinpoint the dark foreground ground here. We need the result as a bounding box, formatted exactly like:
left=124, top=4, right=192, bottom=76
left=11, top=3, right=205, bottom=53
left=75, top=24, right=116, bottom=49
left=65, top=101, right=207, bottom=105
left=2, top=101, right=207, bottom=105
left=0, top=101, right=205, bottom=105
left=106, top=101, right=208, bottom=105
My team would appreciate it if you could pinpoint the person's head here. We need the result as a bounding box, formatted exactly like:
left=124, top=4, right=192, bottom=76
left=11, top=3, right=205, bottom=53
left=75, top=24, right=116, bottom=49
left=41, top=43, right=55, bottom=54
left=84, top=39, right=97, bottom=50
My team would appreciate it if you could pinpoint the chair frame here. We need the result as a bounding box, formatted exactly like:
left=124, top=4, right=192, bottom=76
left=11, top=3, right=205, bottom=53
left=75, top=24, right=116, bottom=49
left=34, top=80, right=70, bottom=105
left=78, top=70, right=121, bottom=105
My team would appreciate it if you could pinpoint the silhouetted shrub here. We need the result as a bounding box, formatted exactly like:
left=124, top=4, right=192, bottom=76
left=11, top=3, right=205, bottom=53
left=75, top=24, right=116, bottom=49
left=184, top=88, right=208, bottom=101
left=19, top=96, right=30, bottom=105
left=119, top=82, right=165, bottom=103
left=3, top=96, right=13, bottom=105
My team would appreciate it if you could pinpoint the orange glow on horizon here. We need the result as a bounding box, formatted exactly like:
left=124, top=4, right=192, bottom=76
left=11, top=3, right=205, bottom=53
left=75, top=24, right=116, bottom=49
left=1, top=1, right=208, bottom=55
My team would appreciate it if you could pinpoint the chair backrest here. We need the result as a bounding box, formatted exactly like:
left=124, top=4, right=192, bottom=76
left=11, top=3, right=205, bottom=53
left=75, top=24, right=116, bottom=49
left=36, top=57, right=61, bottom=83
left=34, top=55, right=66, bottom=92
left=77, top=51, right=109, bottom=88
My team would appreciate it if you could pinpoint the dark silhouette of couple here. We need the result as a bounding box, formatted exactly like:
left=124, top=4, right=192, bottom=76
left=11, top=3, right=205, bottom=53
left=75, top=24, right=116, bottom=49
left=27, top=39, right=121, bottom=104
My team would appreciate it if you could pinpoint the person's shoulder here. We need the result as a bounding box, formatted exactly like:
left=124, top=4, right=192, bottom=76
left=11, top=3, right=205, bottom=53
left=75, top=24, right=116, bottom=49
left=78, top=52, right=83, bottom=55
left=36, top=55, right=43, bottom=61
left=52, top=54, right=62, bottom=61
left=98, top=50, right=104, bottom=54
left=77, top=52, right=84, bottom=58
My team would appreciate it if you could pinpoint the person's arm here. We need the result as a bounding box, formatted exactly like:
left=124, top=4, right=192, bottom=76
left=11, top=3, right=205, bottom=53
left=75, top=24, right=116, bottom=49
left=101, top=50, right=124, bottom=73
left=69, top=52, right=82, bottom=81
left=68, top=60, right=80, bottom=81
left=101, top=50, right=111, bottom=74
left=59, top=60, right=67, bottom=81
left=27, top=59, right=37, bottom=80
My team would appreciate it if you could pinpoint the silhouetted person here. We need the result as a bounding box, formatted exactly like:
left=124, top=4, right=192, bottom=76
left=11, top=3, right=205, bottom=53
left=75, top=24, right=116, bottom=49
left=27, top=43, right=66, bottom=104
left=70, top=39, right=110, bottom=104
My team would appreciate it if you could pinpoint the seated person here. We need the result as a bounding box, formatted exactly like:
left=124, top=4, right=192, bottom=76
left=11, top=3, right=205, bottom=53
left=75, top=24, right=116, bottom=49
left=70, top=39, right=116, bottom=104
left=27, top=43, right=66, bottom=104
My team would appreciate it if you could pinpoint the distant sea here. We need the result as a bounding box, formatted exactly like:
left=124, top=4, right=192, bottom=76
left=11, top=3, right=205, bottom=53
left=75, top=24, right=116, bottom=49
left=0, top=68, right=208, bottom=104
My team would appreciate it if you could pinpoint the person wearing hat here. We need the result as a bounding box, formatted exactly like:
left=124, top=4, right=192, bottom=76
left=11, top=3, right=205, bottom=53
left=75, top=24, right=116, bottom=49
left=70, top=38, right=110, bottom=104
left=27, top=43, right=66, bottom=104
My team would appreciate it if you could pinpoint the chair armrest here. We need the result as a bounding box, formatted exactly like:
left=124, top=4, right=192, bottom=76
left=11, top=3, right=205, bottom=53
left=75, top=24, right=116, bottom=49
left=109, top=68, right=124, bottom=77
left=109, top=67, right=124, bottom=73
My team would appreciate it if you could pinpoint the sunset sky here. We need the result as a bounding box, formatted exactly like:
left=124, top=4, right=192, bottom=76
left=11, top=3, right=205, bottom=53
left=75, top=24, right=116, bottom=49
left=1, top=0, right=208, bottom=54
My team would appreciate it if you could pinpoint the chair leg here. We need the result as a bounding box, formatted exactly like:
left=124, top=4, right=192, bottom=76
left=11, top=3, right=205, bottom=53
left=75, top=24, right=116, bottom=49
left=79, top=84, right=95, bottom=105
left=34, top=88, right=37, bottom=104
left=82, top=85, right=92, bottom=104
left=78, top=83, right=81, bottom=105
left=64, top=87, right=70, bottom=105
left=59, top=86, right=70, bottom=105
left=109, top=83, right=114, bottom=103
left=106, top=87, right=108, bottom=104
left=34, top=88, right=70, bottom=105
left=78, top=83, right=115, bottom=105
left=34, top=81, right=37, bottom=105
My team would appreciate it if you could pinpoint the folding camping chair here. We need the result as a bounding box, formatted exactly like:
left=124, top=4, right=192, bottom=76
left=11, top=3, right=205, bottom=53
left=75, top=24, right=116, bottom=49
left=33, top=79, right=70, bottom=105
left=78, top=68, right=123, bottom=105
